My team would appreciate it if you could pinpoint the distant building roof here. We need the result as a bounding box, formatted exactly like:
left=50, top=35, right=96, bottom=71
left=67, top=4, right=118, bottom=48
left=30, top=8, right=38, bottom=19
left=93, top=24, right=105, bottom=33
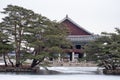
left=60, top=15, right=99, bottom=42
left=60, top=15, right=92, bottom=35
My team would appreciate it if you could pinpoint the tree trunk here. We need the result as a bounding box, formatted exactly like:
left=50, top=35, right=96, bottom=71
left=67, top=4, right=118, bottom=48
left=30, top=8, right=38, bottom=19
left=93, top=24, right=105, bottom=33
left=16, top=42, right=21, bottom=67
left=3, top=53, right=7, bottom=67
left=31, top=57, right=45, bottom=68
left=103, top=61, right=111, bottom=69
left=31, top=59, right=38, bottom=68
left=15, top=24, right=21, bottom=67
left=31, top=46, right=45, bottom=68
left=16, top=25, right=22, bottom=67
left=6, top=54, right=14, bottom=67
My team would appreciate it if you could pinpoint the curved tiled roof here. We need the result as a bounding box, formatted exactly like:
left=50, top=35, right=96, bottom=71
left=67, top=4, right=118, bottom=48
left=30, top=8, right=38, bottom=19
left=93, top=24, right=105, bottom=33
left=60, top=15, right=92, bottom=35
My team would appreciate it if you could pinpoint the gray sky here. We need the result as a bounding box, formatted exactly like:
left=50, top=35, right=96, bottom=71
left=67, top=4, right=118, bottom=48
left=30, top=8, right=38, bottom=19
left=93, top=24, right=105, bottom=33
left=0, top=0, right=120, bottom=34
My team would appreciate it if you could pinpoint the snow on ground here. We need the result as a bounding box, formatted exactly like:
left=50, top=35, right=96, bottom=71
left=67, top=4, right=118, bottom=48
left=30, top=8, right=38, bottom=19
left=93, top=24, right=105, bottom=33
left=0, top=67, right=119, bottom=80
left=41, top=67, right=103, bottom=74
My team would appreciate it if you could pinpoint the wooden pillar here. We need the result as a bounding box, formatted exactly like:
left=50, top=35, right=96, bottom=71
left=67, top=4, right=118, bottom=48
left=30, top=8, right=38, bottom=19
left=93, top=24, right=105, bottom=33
left=58, top=53, right=61, bottom=62
left=84, top=53, right=86, bottom=62
left=84, top=53, right=86, bottom=57
left=72, top=52, right=75, bottom=62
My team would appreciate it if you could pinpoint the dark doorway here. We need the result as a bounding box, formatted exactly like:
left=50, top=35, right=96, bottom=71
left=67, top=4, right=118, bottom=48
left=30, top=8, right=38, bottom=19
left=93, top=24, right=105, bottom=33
left=78, top=53, right=83, bottom=58
left=75, top=45, right=81, bottom=49
left=68, top=52, right=72, bottom=61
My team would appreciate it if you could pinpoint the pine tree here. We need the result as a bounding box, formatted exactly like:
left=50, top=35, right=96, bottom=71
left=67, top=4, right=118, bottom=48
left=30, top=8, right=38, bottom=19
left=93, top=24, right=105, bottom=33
left=1, top=5, right=71, bottom=68
left=85, top=28, right=120, bottom=69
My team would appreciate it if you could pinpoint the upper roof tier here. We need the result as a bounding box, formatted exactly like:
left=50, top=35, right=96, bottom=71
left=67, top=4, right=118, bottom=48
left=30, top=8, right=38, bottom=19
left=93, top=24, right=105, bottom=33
left=60, top=15, right=92, bottom=35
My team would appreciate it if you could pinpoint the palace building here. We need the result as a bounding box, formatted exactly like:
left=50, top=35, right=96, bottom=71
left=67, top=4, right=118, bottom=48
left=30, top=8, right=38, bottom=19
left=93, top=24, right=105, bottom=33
left=58, top=15, right=99, bottom=62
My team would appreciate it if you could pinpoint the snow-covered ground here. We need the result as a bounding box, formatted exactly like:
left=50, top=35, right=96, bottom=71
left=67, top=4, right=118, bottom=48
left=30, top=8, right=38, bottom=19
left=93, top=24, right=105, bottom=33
left=46, top=67, right=100, bottom=74
left=0, top=67, right=120, bottom=80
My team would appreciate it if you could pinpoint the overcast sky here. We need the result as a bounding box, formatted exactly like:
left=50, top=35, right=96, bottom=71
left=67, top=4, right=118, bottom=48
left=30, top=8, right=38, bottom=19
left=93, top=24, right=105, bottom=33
left=0, top=0, right=120, bottom=34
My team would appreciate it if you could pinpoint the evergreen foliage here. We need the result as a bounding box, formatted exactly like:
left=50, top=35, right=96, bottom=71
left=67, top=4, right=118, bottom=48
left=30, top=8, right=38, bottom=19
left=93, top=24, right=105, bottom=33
left=0, top=5, right=71, bottom=68
left=85, top=28, right=120, bottom=69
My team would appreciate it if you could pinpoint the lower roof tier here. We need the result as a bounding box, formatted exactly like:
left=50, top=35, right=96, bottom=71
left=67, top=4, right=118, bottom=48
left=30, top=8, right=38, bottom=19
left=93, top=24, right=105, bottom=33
left=66, top=35, right=100, bottom=42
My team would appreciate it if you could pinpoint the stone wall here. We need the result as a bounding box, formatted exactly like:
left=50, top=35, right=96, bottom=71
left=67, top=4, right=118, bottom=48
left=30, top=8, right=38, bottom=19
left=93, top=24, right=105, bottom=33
left=49, top=61, right=97, bottom=67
